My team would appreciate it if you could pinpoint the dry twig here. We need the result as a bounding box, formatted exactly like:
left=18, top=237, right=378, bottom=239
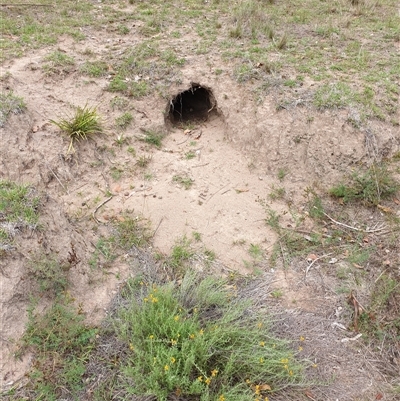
left=92, top=196, right=113, bottom=223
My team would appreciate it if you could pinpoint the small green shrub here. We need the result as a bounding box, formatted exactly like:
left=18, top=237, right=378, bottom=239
left=114, top=214, right=152, bottom=249
left=27, top=254, right=69, bottom=296
left=329, top=164, right=399, bottom=205
left=0, top=180, right=40, bottom=250
left=115, top=112, right=133, bottom=129
left=169, top=236, right=194, bottom=269
left=139, top=129, right=164, bottom=148
left=50, top=104, right=103, bottom=154
left=19, top=298, right=97, bottom=400
left=115, top=271, right=303, bottom=401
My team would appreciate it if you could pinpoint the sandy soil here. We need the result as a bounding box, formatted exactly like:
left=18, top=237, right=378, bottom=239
left=1, top=27, right=399, bottom=400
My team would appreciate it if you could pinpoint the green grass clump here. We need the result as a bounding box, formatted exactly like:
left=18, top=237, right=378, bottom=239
left=115, top=270, right=303, bottom=401
left=169, top=236, right=195, bottom=269
left=115, top=112, right=133, bottom=129
left=329, top=164, right=399, bottom=205
left=313, top=82, right=355, bottom=109
left=50, top=104, right=103, bottom=154
left=173, top=174, right=194, bottom=190
left=139, top=129, right=164, bottom=148
left=18, top=298, right=97, bottom=400
left=80, top=60, right=109, bottom=77
left=43, top=50, right=75, bottom=74
left=114, top=214, right=152, bottom=249
left=0, top=180, right=40, bottom=250
left=0, top=91, right=26, bottom=127
left=27, top=254, right=69, bottom=296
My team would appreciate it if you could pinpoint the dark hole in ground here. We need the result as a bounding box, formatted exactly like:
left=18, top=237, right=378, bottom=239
left=166, top=83, right=217, bottom=126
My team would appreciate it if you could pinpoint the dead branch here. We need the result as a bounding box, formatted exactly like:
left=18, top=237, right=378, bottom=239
left=323, top=211, right=386, bottom=233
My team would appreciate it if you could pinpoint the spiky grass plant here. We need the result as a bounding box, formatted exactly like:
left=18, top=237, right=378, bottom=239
left=50, top=104, right=103, bottom=154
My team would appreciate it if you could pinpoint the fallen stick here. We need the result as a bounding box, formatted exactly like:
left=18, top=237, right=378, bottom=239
left=305, top=252, right=334, bottom=278
left=323, top=211, right=386, bottom=233
left=92, top=196, right=113, bottom=224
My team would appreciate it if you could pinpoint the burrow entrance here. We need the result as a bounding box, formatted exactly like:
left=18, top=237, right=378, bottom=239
left=166, top=83, right=218, bottom=126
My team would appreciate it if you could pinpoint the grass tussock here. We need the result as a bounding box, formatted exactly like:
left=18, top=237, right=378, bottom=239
left=50, top=104, right=103, bottom=154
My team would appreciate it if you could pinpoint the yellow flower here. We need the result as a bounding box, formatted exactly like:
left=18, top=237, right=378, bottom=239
left=255, top=384, right=261, bottom=395
left=257, top=322, right=263, bottom=329
left=170, top=357, right=176, bottom=364
left=211, top=369, right=218, bottom=377
left=300, top=336, right=305, bottom=341
left=259, top=357, right=264, bottom=364
left=149, top=335, right=154, bottom=339
left=199, top=329, right=204, bottom=335
left=129, top=343, right=134, bottom=351
left=280, top=358, right=289, bottom=364
left=264, top=397, right=269, bottom=401
left=189, top=333, right=195, bottom=339
left=298, top=346, right=303, bottom=351
left=259, top=341, right=265, bottom=347
left=246, top=379, right=251, bottom=384
left=289, top=370, right=293, bottom=376
left=312, top=363, right=317, bottom=368
left=164, top=365, right=169, bottom=371
left=205, top=377, right=211, bottom=385
left=151, top=297, right=158, bottom=303
left=174, top=316, right=180, bottom=321
left=218, top=395, right=225, bottom=401
left=144, top=297, right=149, bottom=302
left=140, top=281, right=144, bottom=286
left=171, top=339, right=177, bottom=346
left=284, top=364, right=289, bottom=370
left=197, top=376, right=203, bottom=382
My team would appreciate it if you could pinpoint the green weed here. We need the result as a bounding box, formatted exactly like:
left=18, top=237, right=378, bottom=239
left=50, top=104, right=103, bottom=154
left=329, top=164, right=399, bottom=205
left=27, top=253, right=69, bottom=296
left=169, top=236, right=194, bottom=269
left=0, top=91, right=26, bottom=127
left=114, top=270, right=303, bottom=401
left=110, top=166, right=124, bottom=181
left=115, top=112, right=133, bottom=129
left=43, top=50, right=75, bottom=74
left=269, top=185, right=286, bottom=201
left=248, top=243, right=263, bottom=259
left=137, top=155, right=152, bottom=168
left=0, top=180, right=40, bottom=250
left=19, top=298, right=97, bottom=400
left=139, top=129, right=164, bottom=148
left=80, top=60, right=109, bottom=77
left=313, top=82, right=355, bottom=109
left=173, top=174, right=194, bottom=190
left=114, top=214, right=152, bottom=249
